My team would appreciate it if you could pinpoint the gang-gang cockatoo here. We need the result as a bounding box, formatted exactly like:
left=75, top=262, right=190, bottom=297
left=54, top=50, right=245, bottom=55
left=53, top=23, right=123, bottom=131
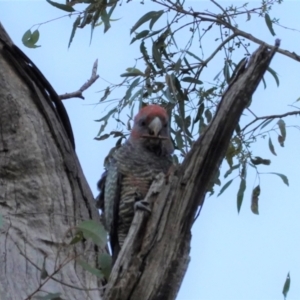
left=97, top=105, right=174, bottom=261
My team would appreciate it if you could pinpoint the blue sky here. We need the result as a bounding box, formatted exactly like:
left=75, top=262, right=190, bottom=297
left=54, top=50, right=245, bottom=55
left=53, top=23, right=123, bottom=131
left=1, top=1, right=300, bottom=299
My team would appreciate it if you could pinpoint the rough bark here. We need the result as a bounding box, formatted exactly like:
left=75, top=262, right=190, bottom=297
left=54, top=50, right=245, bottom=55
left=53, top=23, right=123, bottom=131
left=104, top=41, right=280, bottom=300
left=0, top=24, right=103, bottom=300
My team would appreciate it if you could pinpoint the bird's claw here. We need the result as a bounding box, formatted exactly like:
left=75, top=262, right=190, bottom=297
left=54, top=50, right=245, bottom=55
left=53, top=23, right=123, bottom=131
left=134, top=200, right=151, bottom=213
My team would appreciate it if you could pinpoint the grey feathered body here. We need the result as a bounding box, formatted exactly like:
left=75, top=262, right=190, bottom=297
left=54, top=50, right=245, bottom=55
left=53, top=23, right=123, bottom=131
left=100, top=140, right=173, bottom=258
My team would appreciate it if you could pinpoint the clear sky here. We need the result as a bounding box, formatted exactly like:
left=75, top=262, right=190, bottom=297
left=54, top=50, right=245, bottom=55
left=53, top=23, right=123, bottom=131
left=1, top=1, right=300, bottom=300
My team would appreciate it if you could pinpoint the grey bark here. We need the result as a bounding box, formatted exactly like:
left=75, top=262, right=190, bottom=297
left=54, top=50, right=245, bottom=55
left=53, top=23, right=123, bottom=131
left=104, top=41, right=280, bottom=300
left=0, top=23, right=103, bottom=300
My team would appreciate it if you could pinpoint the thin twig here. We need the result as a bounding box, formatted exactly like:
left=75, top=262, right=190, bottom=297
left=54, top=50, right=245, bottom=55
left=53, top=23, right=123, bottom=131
left=59, top=59, right=99, bottom=100
left=242, top=110, right=300, bottom=133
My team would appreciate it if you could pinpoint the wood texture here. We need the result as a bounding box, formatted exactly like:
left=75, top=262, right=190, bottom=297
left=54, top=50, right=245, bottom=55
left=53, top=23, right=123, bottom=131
left=0, top=23, right=103, bottom=300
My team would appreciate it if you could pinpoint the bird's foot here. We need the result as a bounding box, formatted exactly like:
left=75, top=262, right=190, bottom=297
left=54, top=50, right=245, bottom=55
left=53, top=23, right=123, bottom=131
left=134, top=200, right=151, bottom=214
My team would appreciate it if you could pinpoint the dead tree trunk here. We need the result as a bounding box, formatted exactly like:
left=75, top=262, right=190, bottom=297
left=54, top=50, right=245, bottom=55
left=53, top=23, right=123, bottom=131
left=0, top=24, right=103, bottom=300
left=104, top=40, right=280, bottom=300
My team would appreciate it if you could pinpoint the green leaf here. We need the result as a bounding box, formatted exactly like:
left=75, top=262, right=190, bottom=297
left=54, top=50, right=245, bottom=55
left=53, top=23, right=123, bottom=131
left=69, top=231, right=83, bottom=245
left=262, top=76, right=267, bottom=89
left=149, top=10, right=164, bottom=29
left=98, top=253, right=112, bottom=280
left=95, top=107, right=117, bottom=123
left=282, top=272, right=290, bottom=300
left=99, top=87, right=111, bottom=102
left=250, top=157, right=271, bottom=165
left=46, top=0, right=75, bottom=12
left=40, top=256, right=48, bottom=280
left=95, top=133, right=110, bottom=141
left=181, top=77, right=203, bottom=85
left=186, top=50, right=202, bottom=62
left=140, top=41, right=150, bottom=60
left=174, top=58, right=182, bottom=73
left=101, top=8, right=111, bottom=33
left=277, top=119, right=286, bottom=140
left=237, top=178, right=246, bottom=213
left=184, top=115, right=191, bottom=128
left=96, top=121, right=107, bottom=137
left=126, top=68, right=144, bottom=75
left=269, top=172, right=289, bottom=186
left=80, top=11, right=92, bottom=28
left=124, top=77, right=141, bottom=101
left=278, top=134, right=284, bottom=147
left=268, top=137, right=277, bottom=156
left=129, top=87, right=143, bottom=104
left=130, top=30, right=150, bottom=44
left=108, top=2, right=117, bottom=18
left=22, top=30, right=31, bottom=44
left=260, top=119, right=273, bottom=130
left=267, top=67, right=279, bottom=86
left=194, top=103, right=204, bottom=124
left=30, top=30, right=40, bottom=44
left=265, top=13, right=276, bottom=36
left=169, top=30, right=178, bottom=50
left=223, top=62, right=230, bottom=84
left=35, top=292, right=62, bottom=300
left=218, top=179, right=234, bottom=197
left=246, top=11, right=251, bottom=21
left=68, top=16, right=81, bottom=48
left=76, top=220, right=107, bottom=247
left=90, top=8, right=102, bottom=44
left=183, top=57, right=195, bottom=75
left=152, top=43, right=164, bottom=69
left=251, top=185, right=260, bottom=215
left=224, top=164, right=239, bottom=178
left=204, top=109, right=212, bottom=123
left=130, top=11, right=164, bottom=34
left=144, top=28, right=164, bottom=40
left=22, top=29, right=41, bottom=48
left=120, top=72, right=142, bottom=77
left=175, top=131, right=183, bottom=150
left=213, top=69, right=222, bottom=81
left=77, top=259, right=104, bottom=279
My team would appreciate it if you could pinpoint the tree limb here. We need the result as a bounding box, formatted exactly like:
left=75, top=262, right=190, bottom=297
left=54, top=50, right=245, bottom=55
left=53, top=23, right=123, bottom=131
left=59, top=59, right=99, bottom=100
left=242, top=110, right=300, bottom=133
left=104, top=41, right=280, bottom=300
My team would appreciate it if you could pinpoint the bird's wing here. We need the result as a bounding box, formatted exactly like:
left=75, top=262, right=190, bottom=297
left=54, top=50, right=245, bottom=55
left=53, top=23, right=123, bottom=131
left=97, top=155, right=122, bottom=260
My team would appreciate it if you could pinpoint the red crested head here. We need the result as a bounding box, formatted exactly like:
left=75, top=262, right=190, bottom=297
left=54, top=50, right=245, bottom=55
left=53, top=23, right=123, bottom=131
left=129, top=105, right=174, bottom=155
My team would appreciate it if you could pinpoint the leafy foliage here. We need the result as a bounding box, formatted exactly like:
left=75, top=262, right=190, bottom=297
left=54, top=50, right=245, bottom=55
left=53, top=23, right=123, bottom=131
left=22, top=29, right=40, bottom=48
left=32, top=0, right=297, bottom=215
left=282, top=272, right=291, bottom=300
left=39, top=0, right=296, bottom=211
left=71, top=220, right=111, bottom=280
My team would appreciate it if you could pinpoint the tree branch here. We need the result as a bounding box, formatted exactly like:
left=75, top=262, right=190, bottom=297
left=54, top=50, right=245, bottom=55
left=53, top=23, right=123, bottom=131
left=242, top=110, right=300, bottom=133
left=153, top=0, right=300, bottom=63
left=104, top=40, right=280, bottom=300
left=59, top=59, right=99, bottom=100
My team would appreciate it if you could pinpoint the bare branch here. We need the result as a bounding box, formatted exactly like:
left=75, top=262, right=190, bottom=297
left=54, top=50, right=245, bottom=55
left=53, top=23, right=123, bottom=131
left=232, top=27, right=300, bottom=62
left=203, top=33, right=236, bottom=66
left=242, top=110, right=300, bottom=133
left=210, top=0, right=231, bottom=25
left=59, top=59, right=99, bottom=100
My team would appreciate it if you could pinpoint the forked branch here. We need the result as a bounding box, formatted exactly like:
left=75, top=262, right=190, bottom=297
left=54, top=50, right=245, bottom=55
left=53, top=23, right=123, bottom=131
left=104, top=40, right=280, bottom=300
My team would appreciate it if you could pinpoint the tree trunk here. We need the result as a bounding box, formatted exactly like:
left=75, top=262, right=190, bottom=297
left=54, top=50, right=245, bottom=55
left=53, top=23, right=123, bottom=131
left=104, top=40, right=280, bottom=300
left=0, top=23, right=103, bottom=300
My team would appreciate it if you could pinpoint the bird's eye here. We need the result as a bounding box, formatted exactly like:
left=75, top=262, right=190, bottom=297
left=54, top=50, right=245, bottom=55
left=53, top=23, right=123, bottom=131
left=141, top=120, right=146, bottom=126
left=164, top=123, right=168, bottom=128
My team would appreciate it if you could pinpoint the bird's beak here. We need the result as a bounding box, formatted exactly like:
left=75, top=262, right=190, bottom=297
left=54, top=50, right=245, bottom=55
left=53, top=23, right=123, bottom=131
left=148, top=117, right=162, bottom=137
